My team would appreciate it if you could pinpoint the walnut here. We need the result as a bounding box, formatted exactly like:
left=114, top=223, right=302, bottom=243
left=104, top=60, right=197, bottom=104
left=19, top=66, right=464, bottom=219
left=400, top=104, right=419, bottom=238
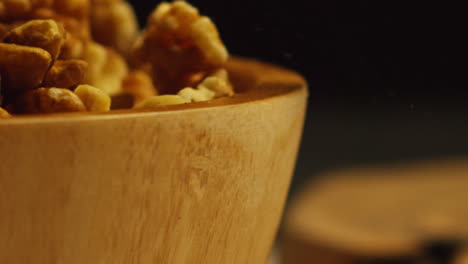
left=14, top=87, right=86, bottom=114
left=43, top=59, right=88, bottom=88
left=132, top=1, right=229, bottom=94
left=197, top=73, right=234, bottom=98
left=74, top=84, right=111, bottom=112
left=178, top=86, right=214, bottom=103
left=176, top=71, right=233, bottom=102
left=0, top=43, right=52, bottom=94
left=90, top=0, right=139, bottom=56
left=3, top=19, right=66, bottom=60
left=0, top=0, right=235, bottom=117
left=82, top=41, right=128, bottom=95
left=121, top=70, right=158, bottom=105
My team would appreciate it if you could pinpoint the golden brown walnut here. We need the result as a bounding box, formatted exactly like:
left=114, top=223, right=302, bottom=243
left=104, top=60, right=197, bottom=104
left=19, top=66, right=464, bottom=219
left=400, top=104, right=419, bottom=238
left=1, top=0, right=234, bottom=117
left=0, top=43, right=52, bottom=94
left=14, top=87, right=86, bottom=114
left=0, top=21, right=28, bottom=40
left=30, top=7, right=91, bottom=59
left=3, top=19, right=66, bottom=59
left=134, top=95, right=187, bottom=109
left=133, top=1, right=229, bottom=94
left=28, top=6, right=85, bottom=33
left=90, top=0, right=139, bottom=56
left=0, top=107, right=11, bottom=118
left=74, top=84, right=111, bottom=112
left=82, top=41, right=128, bottom=95
left=43, top=59, right=88, bottom=88
left=175, top=69, right=233, bottom=103
left=122, top=70, right=158, bottom=105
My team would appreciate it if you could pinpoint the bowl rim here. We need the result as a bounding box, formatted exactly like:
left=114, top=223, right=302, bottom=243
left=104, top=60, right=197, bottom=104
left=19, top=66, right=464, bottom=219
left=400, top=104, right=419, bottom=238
left=0, top=57, right=307, bottom=126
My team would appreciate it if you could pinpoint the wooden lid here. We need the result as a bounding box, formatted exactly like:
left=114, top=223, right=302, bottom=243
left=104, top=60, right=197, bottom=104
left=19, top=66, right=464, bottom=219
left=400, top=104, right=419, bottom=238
left=283, top=159, right=468, bottom=262
left=455, top=250, right=468, bottom=264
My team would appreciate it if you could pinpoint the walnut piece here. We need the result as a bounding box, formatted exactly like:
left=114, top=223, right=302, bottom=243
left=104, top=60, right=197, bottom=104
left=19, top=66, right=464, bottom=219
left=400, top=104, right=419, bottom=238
left=134, top=95, right=187, bottom=109
left=122, top=70, right=158, bottom=105
left=43, top=59, right=88, bottom=88
left=14, top=87, right=86, bottom=114
left=178, top=86, right=214, bottom=103
left=3, top=19, right=66, bottom=60
left=0, top=43, right=52, bottom=94
left=82, top=41, right=128, bottom=95
left=0, top=0, right=235, bottom=117
left=74, top=84, right=111, bottom=112
left=90, top=0, right=138, bottom=56
left=132, top=1, right=229, bottom=94
left=198, top=73, right=234, bottom=98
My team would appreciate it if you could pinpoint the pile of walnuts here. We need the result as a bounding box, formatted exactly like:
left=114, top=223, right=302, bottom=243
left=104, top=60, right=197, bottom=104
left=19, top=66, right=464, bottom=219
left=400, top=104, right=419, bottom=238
left=0, top=0, right=233, bottom=118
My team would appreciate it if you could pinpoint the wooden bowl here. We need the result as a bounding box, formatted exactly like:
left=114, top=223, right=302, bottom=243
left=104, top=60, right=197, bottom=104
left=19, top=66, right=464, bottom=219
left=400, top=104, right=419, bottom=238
left=0, top=58, right=308, bottom=264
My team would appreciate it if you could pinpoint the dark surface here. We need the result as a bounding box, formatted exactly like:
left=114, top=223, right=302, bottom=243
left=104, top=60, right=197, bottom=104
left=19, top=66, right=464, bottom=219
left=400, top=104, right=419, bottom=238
left=129, top=1, right=468, bottom=194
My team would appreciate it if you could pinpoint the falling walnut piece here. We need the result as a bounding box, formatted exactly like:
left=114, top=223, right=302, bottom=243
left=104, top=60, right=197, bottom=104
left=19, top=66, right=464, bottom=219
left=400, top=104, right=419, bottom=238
left=3, top=19, right=66, bottom=60
left=14, top=87, right=86, bottom=114
left=43, top=59, right=88, bottom=88
left=0, top=43, right=52, bottom=94
left=74, top=84, right=111, bottom=112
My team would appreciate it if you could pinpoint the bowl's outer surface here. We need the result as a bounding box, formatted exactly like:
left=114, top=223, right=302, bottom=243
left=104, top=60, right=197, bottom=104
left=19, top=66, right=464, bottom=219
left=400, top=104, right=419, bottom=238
left=0, top=58, right=308, bottom=264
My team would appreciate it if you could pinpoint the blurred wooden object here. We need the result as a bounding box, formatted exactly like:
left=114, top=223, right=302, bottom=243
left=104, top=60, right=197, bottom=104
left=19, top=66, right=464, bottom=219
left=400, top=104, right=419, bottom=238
left=0, top=58, right=308, bottom=264
left=455, top=251, right=468, bottom=264
left=282, top=160, right=468, bottom=264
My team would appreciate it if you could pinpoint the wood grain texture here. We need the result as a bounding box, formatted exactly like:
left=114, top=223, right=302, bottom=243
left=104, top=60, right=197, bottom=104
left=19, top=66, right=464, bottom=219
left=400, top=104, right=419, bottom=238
left=281, top=159, right=468, bottom=264
left=0, top=58, right=308, bottom=264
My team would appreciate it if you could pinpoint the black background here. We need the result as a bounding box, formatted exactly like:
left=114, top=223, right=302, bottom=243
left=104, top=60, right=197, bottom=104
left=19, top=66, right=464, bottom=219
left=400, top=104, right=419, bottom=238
left=129, top=1, right=468, bottom=193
